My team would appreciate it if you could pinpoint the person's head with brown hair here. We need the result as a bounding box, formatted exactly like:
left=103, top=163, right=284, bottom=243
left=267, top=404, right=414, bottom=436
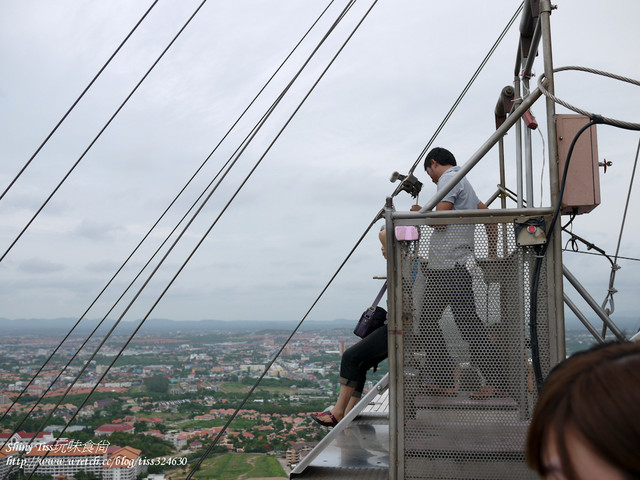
left=526, top=341, right=640, bottom=480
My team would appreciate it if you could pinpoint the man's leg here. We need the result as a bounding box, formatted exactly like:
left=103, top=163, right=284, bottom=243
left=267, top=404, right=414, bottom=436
left=420, top=269, right=457, bottom=388
left=448, top=265, right=504, bottom=391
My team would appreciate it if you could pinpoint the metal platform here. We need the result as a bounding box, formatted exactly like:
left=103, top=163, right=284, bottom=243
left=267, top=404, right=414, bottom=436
left=290, top=378, right=390, bottom=479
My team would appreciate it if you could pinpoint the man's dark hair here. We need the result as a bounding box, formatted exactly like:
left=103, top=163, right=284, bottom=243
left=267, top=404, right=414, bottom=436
left=424, top=147, right=456, bottom=170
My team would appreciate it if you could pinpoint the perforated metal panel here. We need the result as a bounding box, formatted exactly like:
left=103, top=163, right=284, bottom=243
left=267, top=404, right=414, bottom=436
left=388, top=211, right=554, bottom=480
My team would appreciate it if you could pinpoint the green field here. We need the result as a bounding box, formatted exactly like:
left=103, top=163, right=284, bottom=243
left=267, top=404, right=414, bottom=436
left=170, top=453, right=287, bottom=480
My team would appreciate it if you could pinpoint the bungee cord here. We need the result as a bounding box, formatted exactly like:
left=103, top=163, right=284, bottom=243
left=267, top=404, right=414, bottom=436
left=0, top=0, right=160, bottom=204
left=0, top=0, right=210, bottom=265
left=0, top=0, right=338, bottom=429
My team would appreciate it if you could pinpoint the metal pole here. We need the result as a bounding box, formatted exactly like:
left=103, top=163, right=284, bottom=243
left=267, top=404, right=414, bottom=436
left=419, top=87, right=544, bottom=213
left=514, top=77, right=524, bottom=208
left=498, top=139, right=507, bottom=209
left=522, top=18, right=542, bottom=77
left=539, top=0, right=565, bottom=364
left=523, top=77, right=535, bottom=206
left=563, top=294, right=605, bottom=343
left=563, top=266, right=627, bottom=341
left=384, top=198, right=400, bottom=480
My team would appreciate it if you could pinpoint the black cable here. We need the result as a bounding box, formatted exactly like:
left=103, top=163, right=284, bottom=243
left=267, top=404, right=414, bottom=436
left=562, top=249, right=640, bottom=263
left=0, top=0, right=337, bottom=428
left=0, top=0, right=210, bottom=265
left=561, top=229, right=615, bottom=267
left=0, top=0, right=160, bottom=203
left=528, top=118, right=601, bottom=394
left=561, top=213, right=576, bottom=230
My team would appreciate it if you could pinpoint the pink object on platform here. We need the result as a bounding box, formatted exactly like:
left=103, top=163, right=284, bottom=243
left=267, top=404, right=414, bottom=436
left=395, top=226, right=419, bottom=241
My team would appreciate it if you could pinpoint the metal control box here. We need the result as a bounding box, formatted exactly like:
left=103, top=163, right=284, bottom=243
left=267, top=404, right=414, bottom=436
left=556, top=114, right=601, bottom=215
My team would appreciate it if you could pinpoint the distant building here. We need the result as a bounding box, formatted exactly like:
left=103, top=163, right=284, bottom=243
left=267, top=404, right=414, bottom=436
left=94, top=423, right=135, bottom=437
left=102, top=446, right=143, bottom=480
left=22, top=444, right=109, bottom=478
left=0, top=431, right=55, bottom=446
left=94, top=398, right=116, bottom=410
left=19, top=444, right=142, bottom=480
left=164, top=433, right=187, bottom=450
left=0, top=446, right=18, bottom=480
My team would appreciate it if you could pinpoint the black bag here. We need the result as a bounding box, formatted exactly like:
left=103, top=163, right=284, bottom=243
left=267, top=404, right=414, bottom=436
left=353, top=282, right=387, bottom=338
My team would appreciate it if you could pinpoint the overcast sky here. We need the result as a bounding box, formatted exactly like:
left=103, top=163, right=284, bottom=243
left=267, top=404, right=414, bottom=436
left=1, top=0, right=639, bottom=333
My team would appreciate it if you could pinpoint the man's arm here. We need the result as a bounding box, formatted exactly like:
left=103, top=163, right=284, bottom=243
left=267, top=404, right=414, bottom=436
left=435, top=201, right=454, bottom=211
left=409, top=201, right=454, bottom=212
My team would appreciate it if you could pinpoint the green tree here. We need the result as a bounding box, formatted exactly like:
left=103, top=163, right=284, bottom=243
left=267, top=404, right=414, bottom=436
left=144, top=375, right=170, bottom=393
left=133, top=420, right=148, bottom=433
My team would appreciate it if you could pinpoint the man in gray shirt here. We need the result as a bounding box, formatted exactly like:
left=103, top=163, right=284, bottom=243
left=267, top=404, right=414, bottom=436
left=411, top=147, right=502, bottom=398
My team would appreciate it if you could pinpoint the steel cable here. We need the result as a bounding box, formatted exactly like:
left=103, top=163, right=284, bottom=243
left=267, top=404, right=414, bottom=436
left=188, top=0, right=525, bottom=469
left=537, top=66, right=640, bottom=130
left=0, top=0, right=160, bottom=203
left=0, top=0, right=210, bottom=264
left=0, top=0, right=337, bottom=431
left=11, top=2, right=364, bottom=478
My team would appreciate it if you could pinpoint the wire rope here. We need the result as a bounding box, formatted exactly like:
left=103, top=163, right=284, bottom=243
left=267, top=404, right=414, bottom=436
left=537, top=66, right=640, bottom=130
left=184, top=3, right=385, bottom=476
left=0, top=0, right=210, bottom=265
left=0, top=0, right=338, bottom=430
left=0, top=0, right=160, bottom=203
left=13, top=2, right=363, bottom=477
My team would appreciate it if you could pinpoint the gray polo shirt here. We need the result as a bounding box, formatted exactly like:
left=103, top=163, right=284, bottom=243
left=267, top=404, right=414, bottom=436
left=428, top=166, right=480, bottom=269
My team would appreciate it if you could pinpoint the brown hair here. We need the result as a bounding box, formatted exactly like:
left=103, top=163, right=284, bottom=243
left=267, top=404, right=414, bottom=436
left=525, top=341, right=640, bottom=479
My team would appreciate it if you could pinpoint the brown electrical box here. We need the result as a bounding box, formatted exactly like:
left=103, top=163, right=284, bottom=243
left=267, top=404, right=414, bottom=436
left=556, top=114, right=601, bottom=215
